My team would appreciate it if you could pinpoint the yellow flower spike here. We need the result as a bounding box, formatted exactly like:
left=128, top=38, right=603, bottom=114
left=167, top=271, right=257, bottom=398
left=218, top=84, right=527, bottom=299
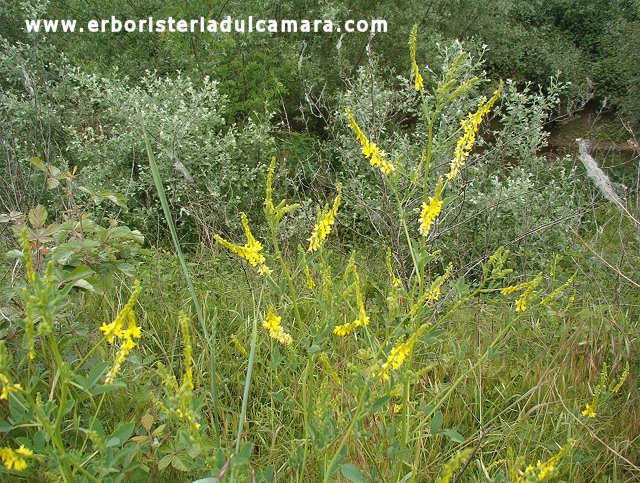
left=178, top=311, right=194, bottom=391
left=305, top=265, right=316, bottom=289
left=264, top=157, right=299, bottom=222
left=0, top=372, right=22, bottom=401
left=447, top=82, right=502, bottom=181
left=386, top=247, right=401, bottom=287
left=501, top=272, right=542, bottom=313
left=581, top=403, right=597, bottom=419
left=539, top=274, right=576, bottom=306
left=100, top=280, right=142, bottom=343
left=20, top=228, right=36, bottom=284
left=345, top=108, right=396, bottom=174
left=409, top=24, right=424, bottom=91
left=103, top=280, right=142, bottom=384
left=0, top=445, right=33, bottom=471
left=379, top=324, right=429, bottom=381
left=262, top=307, right=292, bottom=345
left=611, top=362, right=630, bottom=394
left=518, top=441, right=572, bottom=482
left=231, top=334, right=248, bottom=357
left=215, top=213, right=271, bottom=276
left=308, top=183, right=342, bottom=252
left=419, top=177, right=444, bottom=237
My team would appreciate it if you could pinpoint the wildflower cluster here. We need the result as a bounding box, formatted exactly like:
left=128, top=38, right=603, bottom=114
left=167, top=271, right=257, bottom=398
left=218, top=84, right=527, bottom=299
left=518, top=442, right=571, bottom=482
left=0, top=372, right=21, bottom=401
left=0, top=445, right=33, bottom=472
left=345, top=108, right=395, bottom=174
left=581, top=361, right=629, bottom=419
left=305, top=265, right=316, bottom=289
left=501, top=272, right=542, bottom=312
left=308, top=183, right=342, bottom=252
left=100, top=279, right=142, bottom=383
left=419, top=177, right=444, bottom=237
left=175, top=312, right=200, bottom=430
left=409, top=24, right=424, bottom=91
left=539, top=274, right=576, bottom=306
left=262, top=306, right=292, bottom=345
left=215, top=213, right=271, bottom=275
left=379, top=323, right=429, bottom=381
left=447, top=83, right=502, bottom=180
left=386, top=247, right=401, bottom=287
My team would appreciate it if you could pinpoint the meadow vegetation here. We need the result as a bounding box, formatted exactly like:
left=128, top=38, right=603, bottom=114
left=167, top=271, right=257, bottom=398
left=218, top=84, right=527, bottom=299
left=1, top=1, right=639, bottom=481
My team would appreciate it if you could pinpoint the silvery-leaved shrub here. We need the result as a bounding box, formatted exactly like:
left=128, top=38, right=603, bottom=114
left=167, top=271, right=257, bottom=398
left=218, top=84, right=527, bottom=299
left=64, top=69, right=276, bottom=238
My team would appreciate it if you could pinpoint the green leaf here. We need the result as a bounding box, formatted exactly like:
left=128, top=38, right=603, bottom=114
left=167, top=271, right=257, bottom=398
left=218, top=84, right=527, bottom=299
left=340, top=463, right=366, bottom=483
left=371, top=396, right=390, bottom=413
left=171, top=455, right=189, bottom=472
left=441, top=428, right=465, bottom=443
left=158, top=454, right=173, bottom=471
left=85, top=361, right=111, bottom=388
left=73, top=279, right=95, bottom=291
left=430, top=411, right=443, bottom=435
left=90, top=381, right=127, bottom=395
left=28, top=205, right=48, bottom=229
left=107, top=422, right=135, bottom=447
left=34, top=431, right=47, bottom=451
left=28, top=156, right=46, bottom=171
left=0, top=418, right=13, bottom=432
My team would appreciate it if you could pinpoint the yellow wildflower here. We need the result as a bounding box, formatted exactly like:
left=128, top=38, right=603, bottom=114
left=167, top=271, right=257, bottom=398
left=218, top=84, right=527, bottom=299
left=179, top=311, right=194, bottom=392
left=0, top=445, right=33, bottom=472
left=20, top=228, right=35, bottom=284
left=447, top=83, right=502, bottom=180
left=308, top=184, right=342, bottom=252
left=231, top=334, right=248, bottom=357
left=379, top=323, right=429, bottom=381
left=519, top=441, right=571, bottom=482
left=419, top=177, right=444, bottom=237
left=262, top=307, right=292, bottom=345
left=0, top=373, right=21, bottom=400
left=156, top=312, right=201, bottom=432
left=581, top=403, right=596, bottom=419
left=409, top=24, right=424, bottom=91
left=540, top=274, right=576, bottom=306
left=103, top=280, right=143, bottom=384
left=345, top=108, right=395, bottom=174
left=264, top=157, right=299, bottom=222
left=215, top=213, right=271, bottom=275
left=435, top=449, right=473, bottom=483
left=611, top=361, right=629, bottom=394
left=305, top=265, right=316, bottom=289
left=100, top=280, right=142, bottom=343
left=386, top=247, right=402, bottom=287
left=501, top=273, right=542, bottom=313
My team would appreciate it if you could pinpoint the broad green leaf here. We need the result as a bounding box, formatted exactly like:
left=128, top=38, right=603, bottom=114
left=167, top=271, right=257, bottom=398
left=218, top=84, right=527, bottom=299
left=341, top=463, right=366, bottom=483
left=442, top=428, right=465, bottom=443
left=430, top=411, right=443, bottom=434
left=28, top=205, right=47, bottom=229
